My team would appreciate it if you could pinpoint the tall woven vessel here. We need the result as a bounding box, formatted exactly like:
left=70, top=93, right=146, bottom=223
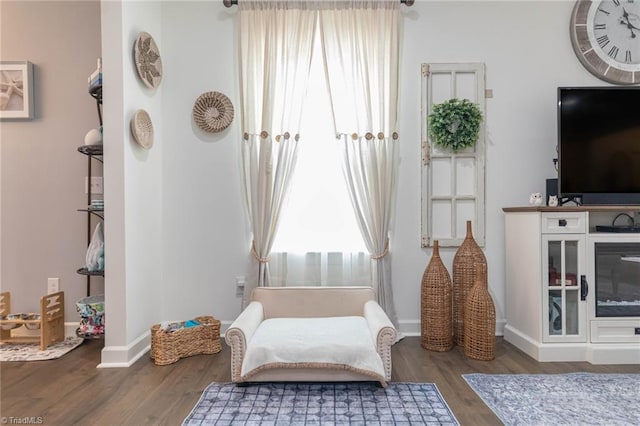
left=452, top=221, right=486, bottom=346
left=421, top=240, right=453, bottom=352
left=464, top=263, right=496, bottom=360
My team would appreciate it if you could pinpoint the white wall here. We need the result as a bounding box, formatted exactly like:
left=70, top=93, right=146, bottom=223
left=160, top=2, right=250, bottom=323
left=100, top=0, right=164, bottom=365
left=394, top=0, right=590, bottom=332
left=0, top=0, right=102, bottom=322
left=150, top=0, right=606, bottom=338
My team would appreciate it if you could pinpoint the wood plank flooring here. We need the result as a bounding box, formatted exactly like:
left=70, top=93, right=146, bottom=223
left=2, top=337, right=638, bottom=425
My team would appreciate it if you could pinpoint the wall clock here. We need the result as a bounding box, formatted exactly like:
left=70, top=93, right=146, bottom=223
left=570, top=0, right=640, bottom=85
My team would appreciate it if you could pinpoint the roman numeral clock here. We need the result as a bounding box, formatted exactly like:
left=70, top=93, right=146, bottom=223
left=570, top=0, right=640, bottom=84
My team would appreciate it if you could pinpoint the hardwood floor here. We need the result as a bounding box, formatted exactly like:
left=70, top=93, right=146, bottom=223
left=2, top=337, right=638, bottom=425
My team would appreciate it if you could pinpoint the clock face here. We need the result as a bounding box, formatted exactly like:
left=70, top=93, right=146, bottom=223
left=570, top=0, right=640, bottom=84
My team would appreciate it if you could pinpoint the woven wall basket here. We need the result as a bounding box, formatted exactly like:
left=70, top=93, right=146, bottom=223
left=452, top=220, right=487, bottom=346
left=464, top=263, right=496, bottom=360
left=421, top=240, right=453, bottom=352
left=130, top=109, right=154, bottom=149
left=192, top=91, right=234, bottom=133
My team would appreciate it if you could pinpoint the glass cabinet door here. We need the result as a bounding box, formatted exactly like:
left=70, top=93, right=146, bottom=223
left=542, top=236, right=587, bottom=342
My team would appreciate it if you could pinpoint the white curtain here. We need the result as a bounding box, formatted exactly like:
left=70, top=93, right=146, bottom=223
left=238, top=0, right=317, bottom=306
left=270, top=252, right=371, bottom=286
left=318, top=0, right=401, bottom=331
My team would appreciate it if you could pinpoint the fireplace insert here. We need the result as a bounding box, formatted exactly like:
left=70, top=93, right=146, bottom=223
left=594, top=242, right=640, bottom=317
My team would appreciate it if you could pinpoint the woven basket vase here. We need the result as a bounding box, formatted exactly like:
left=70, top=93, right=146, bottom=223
left=421, top=240, right=453, bottom=352
left=464, top=263, right=496, bottom=360
left=452, top=221, right=487, bottom=346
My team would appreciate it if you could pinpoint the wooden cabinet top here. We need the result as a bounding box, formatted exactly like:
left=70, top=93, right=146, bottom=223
left=503, top=205, right=640, bottom=213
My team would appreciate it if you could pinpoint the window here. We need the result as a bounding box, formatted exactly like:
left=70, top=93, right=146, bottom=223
left=270, top=32, right=370, bottom=286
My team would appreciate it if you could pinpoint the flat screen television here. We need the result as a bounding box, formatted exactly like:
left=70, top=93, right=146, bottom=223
left=558, top=86, right=640, bottom=205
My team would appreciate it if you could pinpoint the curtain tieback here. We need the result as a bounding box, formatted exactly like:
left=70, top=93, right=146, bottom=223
left=371, top=239, right=390, bottom=260
left=251, top=240, right=270, bottom=264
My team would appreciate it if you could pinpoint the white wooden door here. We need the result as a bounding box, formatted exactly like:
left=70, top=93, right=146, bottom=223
left=421, top=63, right=486, bottom=247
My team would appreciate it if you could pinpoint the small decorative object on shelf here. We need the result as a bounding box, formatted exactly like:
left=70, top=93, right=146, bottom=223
left=134, top=32, right=162, bottom=89
left=192, top=91, right=234, bottom=133
left=87, top=58, right=102, bottom=92
left=428, top=98, right=482, bottom=152
left=84, top=126, right=103, bottom=146
left=421, top=240, right=453, bottom=352
left=87, top=58, right=102, bottom=126
left=85, top=222, right=104, bottom=273
left=464, top=263, right=496, bottom=360
left=150, top=316, right=221, bottom=365
left=529, top=192, right=543, bottom=206
left=452, top=220, right=487, bottom=346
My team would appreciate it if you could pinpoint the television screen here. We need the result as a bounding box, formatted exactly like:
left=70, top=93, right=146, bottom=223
left=558, top=87, right=640, bottom=205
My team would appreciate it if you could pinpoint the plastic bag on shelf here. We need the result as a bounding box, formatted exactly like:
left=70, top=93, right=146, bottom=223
left=85, top=222, right=104, bottom=272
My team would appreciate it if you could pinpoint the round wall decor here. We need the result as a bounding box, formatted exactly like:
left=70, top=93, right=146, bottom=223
left=130, top=109, right=154, bottom=149
left=134, top=32, right=163, bottom=89
left=192, top=91, right=234, bottom=133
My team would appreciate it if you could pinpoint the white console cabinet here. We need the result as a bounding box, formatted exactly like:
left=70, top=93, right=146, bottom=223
left=503, top=206, right=640, bottom=364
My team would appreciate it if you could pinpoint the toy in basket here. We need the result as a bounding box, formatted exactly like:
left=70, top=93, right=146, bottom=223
left=150, top=315, right=221, bottom=365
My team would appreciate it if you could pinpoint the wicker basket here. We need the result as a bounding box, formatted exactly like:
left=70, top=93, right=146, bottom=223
left=150, top=315, right=221, bottom=365
left=452, top=221, right=487, bottom=346
left=464, top=263, right=496, bottom=360
left=421, top=240, right=453, bottom=352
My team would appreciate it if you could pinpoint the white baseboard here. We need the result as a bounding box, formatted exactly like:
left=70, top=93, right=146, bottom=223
left=396, top=318, right=506, bottom=338
left=98, top=330, right=150, bottom=368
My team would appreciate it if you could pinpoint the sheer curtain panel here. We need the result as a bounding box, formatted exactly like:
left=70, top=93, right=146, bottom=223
left=319, top=0, right=401, bottom=331
left=238, top=0, right=316, bottom=306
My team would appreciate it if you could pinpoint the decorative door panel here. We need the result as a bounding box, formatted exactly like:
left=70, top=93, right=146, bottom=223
left=421, top=63, right=486, bottom=247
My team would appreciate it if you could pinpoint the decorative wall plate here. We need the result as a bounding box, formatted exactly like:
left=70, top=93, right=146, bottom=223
left=130, top=109, right=154, bottom=149
left=133, top=32, right=162, bottom=89
left=192, top=91, right=234, bottom=133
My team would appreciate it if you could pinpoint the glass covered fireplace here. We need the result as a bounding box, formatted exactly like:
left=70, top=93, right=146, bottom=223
left=594, top=242, right=640, bottom=317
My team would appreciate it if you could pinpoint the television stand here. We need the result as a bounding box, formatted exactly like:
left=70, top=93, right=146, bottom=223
left=502, top=205, right=640, bottom=364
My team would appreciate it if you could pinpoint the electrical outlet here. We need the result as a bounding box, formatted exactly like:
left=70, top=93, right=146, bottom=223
left=84, top=176, right=103, bottom=194
left=47, top=278, right=60, bottom=294
left=236, top=276, right=245, bottom=297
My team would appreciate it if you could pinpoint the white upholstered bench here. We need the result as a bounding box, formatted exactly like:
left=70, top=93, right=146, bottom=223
left=224, top=286, right=397, bottom=387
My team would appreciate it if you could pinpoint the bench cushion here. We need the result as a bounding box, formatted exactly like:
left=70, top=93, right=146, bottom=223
left=240, top=316, right=385, bottom=382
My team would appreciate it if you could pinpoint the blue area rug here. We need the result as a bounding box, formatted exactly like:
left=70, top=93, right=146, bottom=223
left=183, top=382, right=459, bottom=425
left=463, top=372, right=640, bottom=426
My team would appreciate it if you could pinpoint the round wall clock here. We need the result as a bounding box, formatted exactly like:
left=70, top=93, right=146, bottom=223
left=570, top=0, right=640, bottom=85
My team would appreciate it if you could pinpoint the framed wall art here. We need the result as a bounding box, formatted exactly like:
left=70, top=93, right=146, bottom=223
left=0, top=61, right=34, bottom=119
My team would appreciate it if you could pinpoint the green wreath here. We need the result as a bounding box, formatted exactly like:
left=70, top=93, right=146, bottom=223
left=428, top=98, right=483, bottom=152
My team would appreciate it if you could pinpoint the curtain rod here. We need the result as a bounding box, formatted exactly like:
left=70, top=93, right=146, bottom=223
left=223, top=0, right=415, bottom=7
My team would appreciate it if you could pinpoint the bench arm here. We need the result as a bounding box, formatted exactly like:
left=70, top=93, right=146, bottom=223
left=224, top=301, right=264, bottom=382
left=363, top=300, right=397, bottom=382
